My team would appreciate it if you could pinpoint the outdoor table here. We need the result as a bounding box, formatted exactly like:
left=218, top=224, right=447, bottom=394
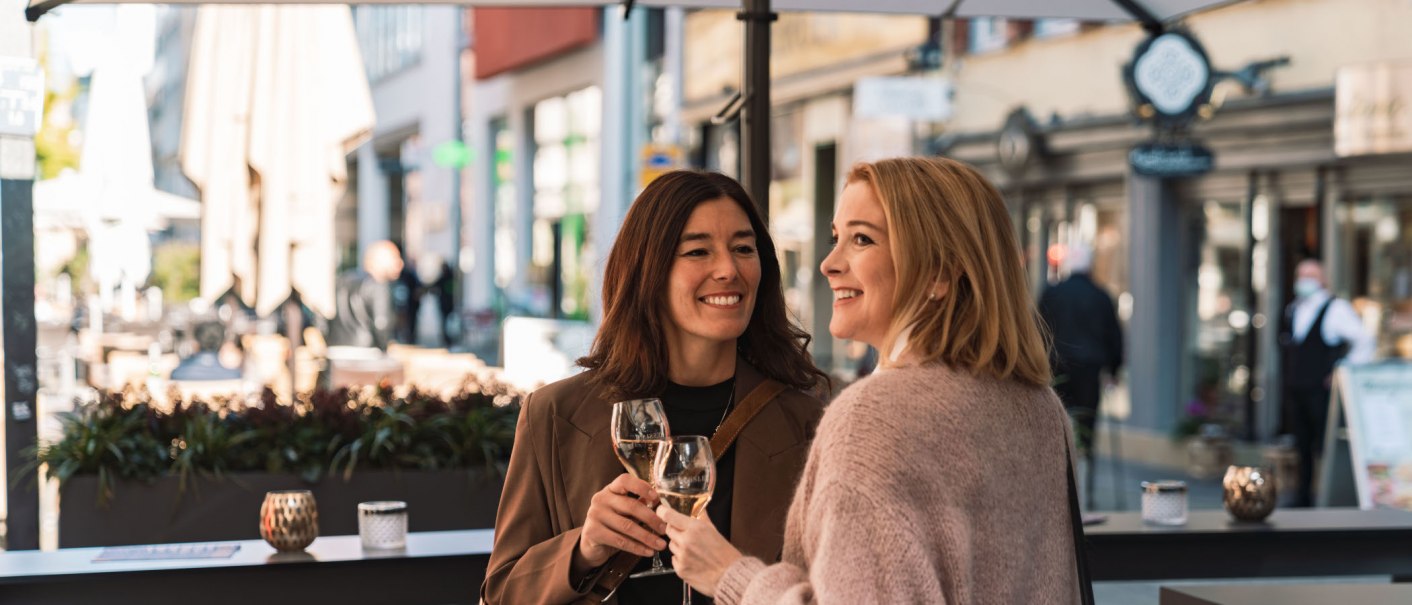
left=1159, top=582, right=1412, bottom=604
left=0, top=529, right=492, bottom=605
left=1087, top=508, right=1412, bottom=581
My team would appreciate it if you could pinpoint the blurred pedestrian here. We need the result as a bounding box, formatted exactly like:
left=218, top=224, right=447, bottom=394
left=415, top=252, right=456, bottom=346
left=328, top=240, right=402, bottom=350
left=1280, top=258, right=1374, bottom=507
left=1038, top=243, right=1124, bottom=480
left=170, top=320, right=241, bottom=381
left=394, top=242, right=420, bottom=345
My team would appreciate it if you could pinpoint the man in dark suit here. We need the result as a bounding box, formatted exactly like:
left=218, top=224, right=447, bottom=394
left=1039, top=243, right=1124, bottom=471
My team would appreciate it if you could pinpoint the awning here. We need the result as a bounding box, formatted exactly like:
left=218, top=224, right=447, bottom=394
left=28, top=1, right=1241, bottom=23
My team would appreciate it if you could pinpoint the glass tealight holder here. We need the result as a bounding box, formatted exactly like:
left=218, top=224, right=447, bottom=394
left=358, top=501, right=408, bottom=550
left=1140, top=480, right=1188, bottom=526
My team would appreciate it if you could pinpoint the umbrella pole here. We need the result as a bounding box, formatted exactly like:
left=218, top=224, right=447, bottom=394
left=284, top=293, right=302, bottom=401
left=2, top=15, right=42, bottom=550
left=740, top=0, right=775, bottom=220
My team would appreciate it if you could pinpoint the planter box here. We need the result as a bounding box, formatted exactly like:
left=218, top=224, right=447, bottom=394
left=59, top=469, right=502, bottom=548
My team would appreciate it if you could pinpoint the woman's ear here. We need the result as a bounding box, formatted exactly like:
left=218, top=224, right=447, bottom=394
left=928, top=271, right=950, bottom=301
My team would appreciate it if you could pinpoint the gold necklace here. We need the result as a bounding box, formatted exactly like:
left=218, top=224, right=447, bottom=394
left=714, top=378, right=736, bottom=434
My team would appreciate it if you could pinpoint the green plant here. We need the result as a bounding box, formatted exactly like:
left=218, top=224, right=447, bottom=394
left=27, top=390, right=170, bottom=505
left=150, top=242, right=201, bottom=302
left=28, top=379, right=524, bottom=505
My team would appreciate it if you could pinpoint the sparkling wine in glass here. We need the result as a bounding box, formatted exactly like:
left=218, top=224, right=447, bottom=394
left=611, top=399, right=671, bottom=578
left=654, top=435, right=716, bottom=605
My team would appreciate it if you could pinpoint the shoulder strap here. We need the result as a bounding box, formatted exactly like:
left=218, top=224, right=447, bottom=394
left=589, top=379, right=789, bottom=602
left=711, top=379, right=787, bottom=458
left=1066, top=438, right=1096, bottom=605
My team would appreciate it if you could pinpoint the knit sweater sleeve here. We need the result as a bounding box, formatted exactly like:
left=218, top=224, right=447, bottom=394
left=716, top=482, right=944, bottom=605
left=715, top=381, right=948, bottom=605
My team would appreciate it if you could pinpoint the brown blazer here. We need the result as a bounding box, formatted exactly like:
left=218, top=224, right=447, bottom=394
left=481, top=359, right=824, bottom=605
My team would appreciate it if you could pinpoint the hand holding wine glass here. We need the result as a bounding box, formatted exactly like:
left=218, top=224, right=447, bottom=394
left=605, top=398, right=673, bottom=577
left=653, top=436, right=726, bottom=605
left=578, top=474, right=667, bottom=566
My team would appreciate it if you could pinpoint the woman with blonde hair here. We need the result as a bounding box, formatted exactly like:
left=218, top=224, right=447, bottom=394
left=659, top=157, right=1090, bottom=604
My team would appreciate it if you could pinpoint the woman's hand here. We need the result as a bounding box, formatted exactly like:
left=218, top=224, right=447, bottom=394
left=657, top=504, right=743, bottom=598
left=575, top=474, right=668, bottom=568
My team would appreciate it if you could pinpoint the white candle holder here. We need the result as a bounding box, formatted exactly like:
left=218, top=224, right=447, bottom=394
left=358, top=501, right=408, bottom=550
left=1141, top=480, right=1188, bottom=526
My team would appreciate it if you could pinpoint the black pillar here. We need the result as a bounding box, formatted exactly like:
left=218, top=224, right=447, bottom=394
left=2, top=175, right=40, bottom=551
left=740, top=0, right=773, bottom=219
left=550, top=220, right=563, bottom=319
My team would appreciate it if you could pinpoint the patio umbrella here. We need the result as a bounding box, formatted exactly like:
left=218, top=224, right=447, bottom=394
left=180, top=4, right=374, bottom=320
left=29, top=0, right=1240, bottom=210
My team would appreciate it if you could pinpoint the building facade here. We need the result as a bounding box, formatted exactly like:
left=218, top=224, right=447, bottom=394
left=680, top=9, right=935, bottom=375
left=146, top=6, right=198, bottom=208
left=936, top=0, right=1412, bottom=464
left=349, top=5, right=464, bottom=345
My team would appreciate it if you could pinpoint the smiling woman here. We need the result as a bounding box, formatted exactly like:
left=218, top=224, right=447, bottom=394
left=482, top=170, right=827, bottom=605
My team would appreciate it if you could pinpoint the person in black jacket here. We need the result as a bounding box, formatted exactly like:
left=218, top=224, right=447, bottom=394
left=328, top=240, right=403, bottom=350
left=1039, top=243, right=1124, bottom=473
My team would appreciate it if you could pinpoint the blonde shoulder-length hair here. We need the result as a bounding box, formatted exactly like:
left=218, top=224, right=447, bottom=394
left=848, top=157, right=1051, bottom=387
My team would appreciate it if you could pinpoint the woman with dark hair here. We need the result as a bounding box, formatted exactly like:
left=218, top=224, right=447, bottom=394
left=482, top=170, right=828, bottom=605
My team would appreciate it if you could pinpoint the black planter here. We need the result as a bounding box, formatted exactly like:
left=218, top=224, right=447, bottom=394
left=59, top=469, right=502, bottom=548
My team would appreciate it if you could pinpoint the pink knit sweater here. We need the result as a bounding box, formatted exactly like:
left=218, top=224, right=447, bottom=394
left=716, top=363, right=1080, bottom=605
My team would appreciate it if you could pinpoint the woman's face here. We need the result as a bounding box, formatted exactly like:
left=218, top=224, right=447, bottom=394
left=661, top=197, right=761, bottom=351
left=821, top=182, right=896, bottom=350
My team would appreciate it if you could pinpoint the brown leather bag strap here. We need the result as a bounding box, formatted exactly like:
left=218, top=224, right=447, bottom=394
left=711, top=378, right=786, bottom=458
left=587, top=379, right=788, bottom=602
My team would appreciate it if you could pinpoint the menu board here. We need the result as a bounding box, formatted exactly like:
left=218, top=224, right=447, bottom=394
left=1334, top=362, right=1412, bottom=510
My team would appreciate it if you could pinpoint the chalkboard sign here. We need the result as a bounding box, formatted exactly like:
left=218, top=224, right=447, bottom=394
left=1320, top=362, right=1412, bottom=510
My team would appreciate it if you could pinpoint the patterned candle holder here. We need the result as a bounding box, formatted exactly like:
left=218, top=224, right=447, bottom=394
left=1223, top=465, right=1277, bottom=522
left=260, top=490, right=319, bottom=552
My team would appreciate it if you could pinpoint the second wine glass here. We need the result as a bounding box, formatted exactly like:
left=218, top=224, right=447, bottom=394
left=610, top=398, right=672, bottom=578
left=654, top=435, right=716, bottom=605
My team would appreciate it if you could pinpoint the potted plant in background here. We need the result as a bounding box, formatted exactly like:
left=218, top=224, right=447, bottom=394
left=1174, top=378, right=1234, bottom=479
left=30, top=378, right=521, bottom=547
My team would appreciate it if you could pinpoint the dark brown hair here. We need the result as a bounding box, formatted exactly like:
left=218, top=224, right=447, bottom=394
left=578, top=170, right=827, bottom=398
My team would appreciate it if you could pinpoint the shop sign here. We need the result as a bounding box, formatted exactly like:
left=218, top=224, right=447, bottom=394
left=0, top=58, right=44, bottom=137
left=1123, top=30, right=1214, bottom=127
left=1335, top=62, right=1412, bottom=157
left=854, top=76, right=953, bottom=122
left=640, top=143, right=684, bottom=189
left=683, top=11, right=927, bottom=104
left=996, top=107, right=1045, bottom=180
left=1129, top=142, right=1214, bottom=178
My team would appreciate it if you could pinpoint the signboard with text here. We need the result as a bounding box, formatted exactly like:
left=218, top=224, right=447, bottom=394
left=1128, top=141, right=1214, bottom=178
left=1326, top=362, right=1412, bottom=510
left=0, top=58, right=44, bottom=137
left=1335, top=62, right=1412, bottom=157
left=853, top=76, right=952, bottom=122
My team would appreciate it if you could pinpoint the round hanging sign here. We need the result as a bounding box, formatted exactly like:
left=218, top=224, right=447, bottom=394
left=1123, top=30, right=1214, bottom=126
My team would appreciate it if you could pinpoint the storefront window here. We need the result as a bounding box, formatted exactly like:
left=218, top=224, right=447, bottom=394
left=491, top=118, right=516, bottom=301
left=1186, top=199, right=1254, bottom=437
left=531, top=86, right=601, bottom=320
left=1342, top=196, right=1412, bottom=360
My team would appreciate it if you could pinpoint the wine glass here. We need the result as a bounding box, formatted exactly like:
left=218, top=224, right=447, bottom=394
left=611, top=398, right=672, bottom=578
left=653, top=435, right=715, bottom=605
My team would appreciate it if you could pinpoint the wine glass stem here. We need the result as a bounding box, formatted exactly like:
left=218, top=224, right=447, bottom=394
left=683, top=580, right=692, bottom=605
left=652, top=551, right=664, bottom=570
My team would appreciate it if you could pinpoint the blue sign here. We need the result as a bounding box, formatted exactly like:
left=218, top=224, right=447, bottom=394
left=1129, top=142, right=1215, bottom=178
